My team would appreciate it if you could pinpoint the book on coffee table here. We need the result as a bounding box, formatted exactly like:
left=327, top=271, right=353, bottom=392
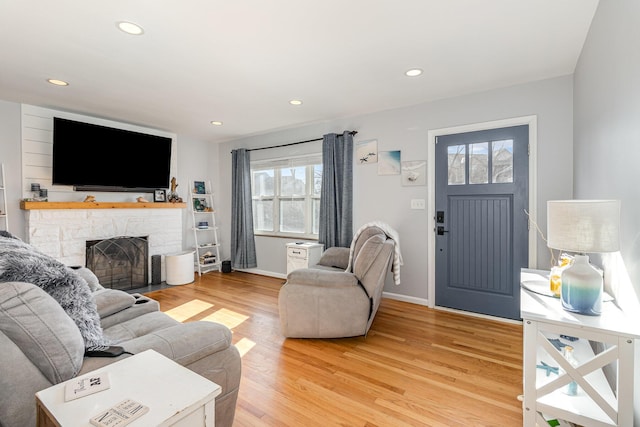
left=90, top=399, right=149, bottom=427
left=64, top=373, right=110, bottom=401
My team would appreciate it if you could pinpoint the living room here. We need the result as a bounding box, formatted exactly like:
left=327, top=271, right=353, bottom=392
left=1, top=1, right=639, bottom=425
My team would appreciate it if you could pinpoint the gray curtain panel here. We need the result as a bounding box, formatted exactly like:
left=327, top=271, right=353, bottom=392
left=231, top=149, right=257, bottom=269
left=319, top=131, right=354, bottom=248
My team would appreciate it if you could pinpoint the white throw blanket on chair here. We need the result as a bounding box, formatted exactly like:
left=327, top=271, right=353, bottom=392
left=345, top=221, right=403, bottom=285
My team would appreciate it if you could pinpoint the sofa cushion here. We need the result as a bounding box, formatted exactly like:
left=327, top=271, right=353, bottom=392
left=103, top=311, right=179, bottom=342
left=0, top=282, right=84, bottom=384
left=99, top=294, right=160, bottom=329
left=93, top=289, right=136, bottom=318
left=315, top=247, right=350, bottom=269
left=287, top=268, right=358, bottom=288
left=104, top=311, right=233, bottom=367
left=0, top=234, right=107, bottom=347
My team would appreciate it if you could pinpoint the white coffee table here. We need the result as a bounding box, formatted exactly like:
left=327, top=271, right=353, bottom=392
left=36, top=349, right=221, bottom=427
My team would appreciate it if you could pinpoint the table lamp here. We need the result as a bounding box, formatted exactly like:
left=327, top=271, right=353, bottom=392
left=547, top=200, right=620, bottom=316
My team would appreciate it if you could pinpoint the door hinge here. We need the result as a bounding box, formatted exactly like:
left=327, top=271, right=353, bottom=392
left=527, top=144, right=530, bottom=156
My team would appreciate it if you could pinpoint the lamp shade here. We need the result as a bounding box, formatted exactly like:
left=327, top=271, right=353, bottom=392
left=547, top=200, right=620, bottom=253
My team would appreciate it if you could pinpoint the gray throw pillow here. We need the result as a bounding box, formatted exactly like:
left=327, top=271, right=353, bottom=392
left=0, top=282, right=84, bottom=383
left=73, top=266, right=104, bottom=292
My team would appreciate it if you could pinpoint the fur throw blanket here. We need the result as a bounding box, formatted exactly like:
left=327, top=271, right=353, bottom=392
left=0, top=232, right=107, bottom=347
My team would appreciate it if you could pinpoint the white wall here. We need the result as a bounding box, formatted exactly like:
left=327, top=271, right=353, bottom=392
left=217, top=75, right=574, bottom=304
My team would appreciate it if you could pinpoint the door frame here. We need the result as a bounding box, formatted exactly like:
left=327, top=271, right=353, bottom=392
left=427, top=115, right=538, bottom=310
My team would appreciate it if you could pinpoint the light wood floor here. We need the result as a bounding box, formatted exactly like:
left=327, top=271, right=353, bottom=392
left=145, top=271, right=524, bottom=427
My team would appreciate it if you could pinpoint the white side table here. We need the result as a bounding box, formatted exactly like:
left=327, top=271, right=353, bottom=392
left=521, top=269, right=640, bottom=427
left=36, top=349, right=221, bottom=427
left=286, top=242, right=324, bottom=274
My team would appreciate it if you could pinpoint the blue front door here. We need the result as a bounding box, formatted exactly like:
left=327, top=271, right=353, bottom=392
left=435, top=125, right=529, bottom=320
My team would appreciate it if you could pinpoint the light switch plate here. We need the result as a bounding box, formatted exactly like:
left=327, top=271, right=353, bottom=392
left=410, top=199, right=426, bottom=210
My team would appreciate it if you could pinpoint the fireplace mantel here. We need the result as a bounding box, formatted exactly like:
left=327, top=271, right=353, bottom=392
left=20, top=201, right=187, bottom=210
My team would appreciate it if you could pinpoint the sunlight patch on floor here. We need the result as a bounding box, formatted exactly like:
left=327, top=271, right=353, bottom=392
left=234, top=337, right=256, bottom=357
left=164, top=299, right=214, bottom=322
left=202, top=308, right=249, bottom=329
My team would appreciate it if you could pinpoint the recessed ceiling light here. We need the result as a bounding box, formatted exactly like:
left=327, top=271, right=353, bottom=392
left=210, top=121, right=223, bottom=126
left=405, top=68, right=423, bottom=77
left=289, top=99, right=303, bottom=106
left=47, top=79, right=69, bottom=86
left=117, top=21, right=144, bottom=35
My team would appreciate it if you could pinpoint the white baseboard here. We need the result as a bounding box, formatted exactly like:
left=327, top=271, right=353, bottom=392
left=234, top=268, right=287, bottom=280
left=382, top=291, right=522, bottom=325
left=382, top=291, right=429, bottom=307
left=433, top=306, right=523, bottom=325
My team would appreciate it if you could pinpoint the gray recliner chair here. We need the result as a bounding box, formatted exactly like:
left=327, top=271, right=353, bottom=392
left=278, top=225, right=396, bottom=338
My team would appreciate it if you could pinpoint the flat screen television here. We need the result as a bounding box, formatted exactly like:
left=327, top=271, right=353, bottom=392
left=52, top=117, right=172, bottom=192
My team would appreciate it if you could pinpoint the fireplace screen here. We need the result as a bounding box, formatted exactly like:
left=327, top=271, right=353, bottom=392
left=86, top=236, right=148, bottom=290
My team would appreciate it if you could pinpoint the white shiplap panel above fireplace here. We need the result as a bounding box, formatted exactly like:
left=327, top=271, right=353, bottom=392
left=20, top=104, right=178, bottom=201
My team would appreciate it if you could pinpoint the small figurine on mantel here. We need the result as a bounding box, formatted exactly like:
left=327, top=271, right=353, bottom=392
left=167, top=176, right=183, bottom=203
left=83, top=195, right=96, bottom=203
left=136, top=196, right=149, bottom=203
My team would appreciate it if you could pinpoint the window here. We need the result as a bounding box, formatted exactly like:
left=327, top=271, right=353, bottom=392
left=251, top=154, right=322, bottom=238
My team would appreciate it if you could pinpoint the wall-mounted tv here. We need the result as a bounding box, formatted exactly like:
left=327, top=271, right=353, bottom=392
left=52, top=117, right=172, bottom=192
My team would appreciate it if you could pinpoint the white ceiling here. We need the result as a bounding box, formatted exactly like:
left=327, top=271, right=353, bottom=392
left=0, top=0, right=599, bottom=143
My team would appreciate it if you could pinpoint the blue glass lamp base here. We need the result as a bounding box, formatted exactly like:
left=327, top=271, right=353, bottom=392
left=561, top=254, right=603, bottom=316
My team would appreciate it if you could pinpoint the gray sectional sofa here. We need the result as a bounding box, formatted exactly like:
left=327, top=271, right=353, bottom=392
left=0, top=236, right=240, bottom=427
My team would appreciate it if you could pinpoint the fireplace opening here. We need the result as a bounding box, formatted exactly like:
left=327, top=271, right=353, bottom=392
left=86, top=236, right=148, bottom=290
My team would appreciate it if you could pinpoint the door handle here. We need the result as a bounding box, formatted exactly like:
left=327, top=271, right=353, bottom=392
left=437, top=226, right=449, bottom=235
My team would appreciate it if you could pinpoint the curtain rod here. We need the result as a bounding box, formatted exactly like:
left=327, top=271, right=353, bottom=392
left=235, top=131, right=358, bottom=153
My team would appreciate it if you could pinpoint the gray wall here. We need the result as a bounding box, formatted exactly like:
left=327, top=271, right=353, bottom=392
left=0, top=100, right=25, bottom=239
left=1, top=75, right=575, bottom=306
left=177, top=134, right=217, bottom=251
left=574, top=0, right=640, bottom=309
left=573, top=2, right=640, bottom=422
left=217, top=75, right=574, bottom=303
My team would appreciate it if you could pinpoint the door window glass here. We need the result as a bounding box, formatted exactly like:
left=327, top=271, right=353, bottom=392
left=469, top=142, right=488, bottom=184
left=447, top=145, right=466, bottom=185
left=492, top=139, right=513, bottom=183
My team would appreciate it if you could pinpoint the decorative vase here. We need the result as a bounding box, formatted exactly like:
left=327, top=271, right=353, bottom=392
left=561, top=254, right=602, bottom=316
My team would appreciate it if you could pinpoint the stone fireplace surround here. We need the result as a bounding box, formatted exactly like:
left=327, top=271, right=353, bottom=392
left=22, top=202, right=185, bottom=284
